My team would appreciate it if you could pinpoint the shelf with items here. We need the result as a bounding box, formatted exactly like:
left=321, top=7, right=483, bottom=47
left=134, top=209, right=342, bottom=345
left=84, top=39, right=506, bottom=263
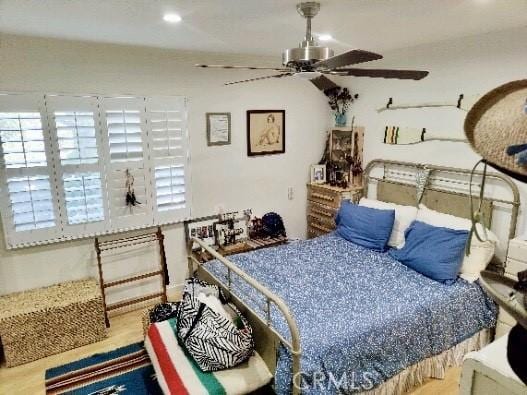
left=326, top=126, right=365, bottom=189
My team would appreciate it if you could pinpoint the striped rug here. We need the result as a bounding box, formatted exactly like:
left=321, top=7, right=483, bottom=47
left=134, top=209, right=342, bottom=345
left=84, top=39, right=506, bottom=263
left=45, top=342, right=162, bottom=395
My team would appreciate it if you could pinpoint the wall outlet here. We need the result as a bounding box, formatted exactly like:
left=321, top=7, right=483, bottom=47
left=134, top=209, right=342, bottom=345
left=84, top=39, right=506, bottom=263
left=288, top=187, right=294, bottom=200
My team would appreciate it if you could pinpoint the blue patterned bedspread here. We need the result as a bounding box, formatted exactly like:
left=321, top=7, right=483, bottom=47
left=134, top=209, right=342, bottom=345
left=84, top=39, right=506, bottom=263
left=203, top=233, right=497, bottom=394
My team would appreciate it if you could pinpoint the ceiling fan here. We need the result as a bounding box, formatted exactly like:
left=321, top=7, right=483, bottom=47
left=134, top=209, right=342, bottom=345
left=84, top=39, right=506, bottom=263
left=196, top=2, right=429, bottom=92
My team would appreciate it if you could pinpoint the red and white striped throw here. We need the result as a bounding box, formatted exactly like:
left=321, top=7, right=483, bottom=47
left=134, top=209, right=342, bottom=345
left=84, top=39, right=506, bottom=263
left=145, top=318, right=272, bottom=395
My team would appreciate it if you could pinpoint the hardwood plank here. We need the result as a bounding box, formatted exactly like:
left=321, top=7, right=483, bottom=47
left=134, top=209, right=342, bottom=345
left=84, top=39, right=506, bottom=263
left=0, top=309, right=146, bottom=395
left=0, top=307, right=463, bottom=395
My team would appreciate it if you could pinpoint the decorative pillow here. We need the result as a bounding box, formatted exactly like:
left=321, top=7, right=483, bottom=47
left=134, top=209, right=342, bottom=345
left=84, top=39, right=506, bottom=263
left=460, top=239, right=496, bottom=282
left=417, top=204, right=498, bottom=282
left=359, top=198, right=418, bottom=248
left=389, top=221, right=469, bottom=284
left=336, top=201, right=395, bottom=252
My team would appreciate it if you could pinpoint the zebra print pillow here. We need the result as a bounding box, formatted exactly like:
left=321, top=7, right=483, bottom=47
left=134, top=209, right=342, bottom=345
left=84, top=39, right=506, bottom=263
left=177, top=278, right=254, bottom=372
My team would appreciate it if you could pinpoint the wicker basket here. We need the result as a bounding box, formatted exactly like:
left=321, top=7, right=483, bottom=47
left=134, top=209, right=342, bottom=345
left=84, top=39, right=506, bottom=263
left=0, top=279, right=107, bottom=367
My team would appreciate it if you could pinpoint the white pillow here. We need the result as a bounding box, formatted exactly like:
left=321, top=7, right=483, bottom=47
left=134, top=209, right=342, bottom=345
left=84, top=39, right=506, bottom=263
left=460, top=239, right=496, bottom=283
left=416, top=204, right=498, bottom=282
left=359, top=198, right=417, bottom=249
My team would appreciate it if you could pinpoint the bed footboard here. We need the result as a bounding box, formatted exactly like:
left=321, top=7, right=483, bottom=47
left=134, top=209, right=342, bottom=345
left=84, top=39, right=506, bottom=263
left=187, top=237, right=302, bottom=395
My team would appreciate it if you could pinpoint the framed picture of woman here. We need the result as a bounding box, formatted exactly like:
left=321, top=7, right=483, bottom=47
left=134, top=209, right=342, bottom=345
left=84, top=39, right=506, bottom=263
left=246, top=110, right=285, bottom=156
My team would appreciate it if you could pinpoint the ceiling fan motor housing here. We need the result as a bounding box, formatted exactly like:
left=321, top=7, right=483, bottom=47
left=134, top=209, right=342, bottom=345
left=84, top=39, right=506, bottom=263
left=283, top=2, right=333, bottom=68
left=282, top=46, right=334, bottom=68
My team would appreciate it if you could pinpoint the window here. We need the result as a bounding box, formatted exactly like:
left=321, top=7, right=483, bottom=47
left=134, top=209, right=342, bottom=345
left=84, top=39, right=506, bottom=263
left=0, top=112, right=47, bottom=168
left=7, top=175, right=55, bottom=231
left=0, top=94, right=61, bottom=246
left=100, top=97, right=152, bottom=229
left=55, top=111, right=98, bottom=165
left=106, top=110, right=143, bottom=162
left=62, top=172, right=104, bottom=224
left=0, top=93, right=190, bottom=248
left=146, top=97, right=191, bottom=224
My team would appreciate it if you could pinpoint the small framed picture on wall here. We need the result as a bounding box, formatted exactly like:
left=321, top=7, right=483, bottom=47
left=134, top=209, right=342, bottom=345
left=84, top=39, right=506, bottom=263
left=247, top=110, right=285, bottom=156
left=310, top=164, right=326, bottom=184
left=206, top=112, right=231, bottom=146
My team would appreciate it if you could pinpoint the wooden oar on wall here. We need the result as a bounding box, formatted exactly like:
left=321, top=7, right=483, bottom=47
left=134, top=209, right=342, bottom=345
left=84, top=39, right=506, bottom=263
left=377, top=94, right=480, bottom=113
left=384, top=126, right=467, bottom=145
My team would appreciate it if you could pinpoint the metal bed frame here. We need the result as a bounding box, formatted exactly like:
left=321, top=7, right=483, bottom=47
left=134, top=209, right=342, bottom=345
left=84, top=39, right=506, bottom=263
left=187, top=159, right=520, bottom=395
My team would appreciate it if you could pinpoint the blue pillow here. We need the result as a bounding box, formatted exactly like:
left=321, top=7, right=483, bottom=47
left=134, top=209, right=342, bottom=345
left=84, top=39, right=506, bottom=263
left=389, top=221, right=469, bottom=284
left=335, top=201, right=395, bottom=252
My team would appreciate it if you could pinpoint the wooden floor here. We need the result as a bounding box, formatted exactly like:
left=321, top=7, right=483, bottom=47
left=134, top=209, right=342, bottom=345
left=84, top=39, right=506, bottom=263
left=0, top=309, right=462, bottom=395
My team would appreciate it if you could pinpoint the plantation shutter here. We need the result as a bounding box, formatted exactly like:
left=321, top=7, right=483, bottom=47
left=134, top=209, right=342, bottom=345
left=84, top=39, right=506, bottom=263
left=99, top=97, right=154, bottom=230
left=0, top=93, right=60, bottom=246
left=0, top=93, right=191, bottom=248
left=145, top=96, right=191, bottom=224
left=45, top=95, right=108, bottom=237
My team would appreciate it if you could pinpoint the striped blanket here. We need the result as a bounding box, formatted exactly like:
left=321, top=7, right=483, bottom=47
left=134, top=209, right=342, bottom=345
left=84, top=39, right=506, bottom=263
left=145, top=318, right=273, bottom=395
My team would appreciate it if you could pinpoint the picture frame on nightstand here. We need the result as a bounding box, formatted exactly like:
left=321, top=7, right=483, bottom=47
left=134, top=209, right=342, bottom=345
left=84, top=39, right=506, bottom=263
left=310, top=164, right=326, bottom=184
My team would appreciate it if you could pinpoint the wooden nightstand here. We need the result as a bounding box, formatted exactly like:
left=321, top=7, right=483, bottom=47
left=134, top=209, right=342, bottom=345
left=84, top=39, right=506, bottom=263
left=306, top=183, right=362, bottom=238
left=495, top=238, right=527, bottom=338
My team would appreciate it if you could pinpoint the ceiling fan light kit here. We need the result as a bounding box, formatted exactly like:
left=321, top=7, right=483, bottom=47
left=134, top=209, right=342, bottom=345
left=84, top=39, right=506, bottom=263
left=196, top=2, right=430, bottom=91
left=292, top=71, right=322, bottom=80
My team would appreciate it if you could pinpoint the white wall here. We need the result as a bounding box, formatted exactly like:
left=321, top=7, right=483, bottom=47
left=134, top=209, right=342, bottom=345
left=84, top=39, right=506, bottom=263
left=340, top=26, right=527, bottom=237
left=0, top=34, right=329, bottom=295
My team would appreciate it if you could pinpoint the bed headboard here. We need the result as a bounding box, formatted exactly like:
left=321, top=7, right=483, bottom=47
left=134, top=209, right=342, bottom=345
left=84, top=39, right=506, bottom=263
left=363, top=159, right=520, bottom=264
left=376, top=180, right=494, bottom=229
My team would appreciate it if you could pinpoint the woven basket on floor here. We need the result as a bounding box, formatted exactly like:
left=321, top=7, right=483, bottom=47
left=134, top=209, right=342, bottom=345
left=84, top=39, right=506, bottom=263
left=0, top=279, right=107, bottom=367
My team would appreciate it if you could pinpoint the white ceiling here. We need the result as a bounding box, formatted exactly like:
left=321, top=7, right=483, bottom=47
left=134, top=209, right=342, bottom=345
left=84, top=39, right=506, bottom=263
left=1, top=0, right=527, bottom=60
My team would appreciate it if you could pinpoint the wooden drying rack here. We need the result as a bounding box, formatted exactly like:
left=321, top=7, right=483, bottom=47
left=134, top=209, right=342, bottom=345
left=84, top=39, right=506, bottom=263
left=95, top=227, right=168, bottom=327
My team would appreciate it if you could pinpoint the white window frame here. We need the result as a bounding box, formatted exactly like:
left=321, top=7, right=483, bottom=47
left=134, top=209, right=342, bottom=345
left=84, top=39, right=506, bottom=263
left=0, top=93, right=62, bottom=246
left=0, top=92, right=192, bottom=249
left=45, top=94, right=109, bottom=237
left=99, top=96, right=154, bottom=231
left=146, top=96, right=192, bottom=225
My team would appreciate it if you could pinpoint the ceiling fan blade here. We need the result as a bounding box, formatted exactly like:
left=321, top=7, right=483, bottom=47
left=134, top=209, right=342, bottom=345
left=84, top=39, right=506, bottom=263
left=313, top=50, right=383, bottom=70
left=196, top=64, right=291, bottom=72
left=225, top=73, right=293, bottom=86
left=310, top=75, right=338, bottom=92
left=330, top=68, right=429, bottom=80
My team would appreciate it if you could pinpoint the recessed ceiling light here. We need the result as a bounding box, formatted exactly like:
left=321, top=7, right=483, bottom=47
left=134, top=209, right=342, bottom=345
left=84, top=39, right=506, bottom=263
left=163, top=13, right=182, bottom=23
left=318, top=34, right=333, bottom=41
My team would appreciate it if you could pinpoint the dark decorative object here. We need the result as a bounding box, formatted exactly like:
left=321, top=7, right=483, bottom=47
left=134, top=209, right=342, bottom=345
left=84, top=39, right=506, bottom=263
left=248, top=217, right=265, bottom=239
left=350, top=129, right=364, bottom=187
left=149, top=302, right=180, bottom=323
left=318, top=133, right=331, bottom=164
left=247, top=110, right=285, bottom=156
left=125, top=169, right=141, bottom=208
left=261, top=212, right=286, bottom=238
left=325, top=87, right=358, bottom=127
